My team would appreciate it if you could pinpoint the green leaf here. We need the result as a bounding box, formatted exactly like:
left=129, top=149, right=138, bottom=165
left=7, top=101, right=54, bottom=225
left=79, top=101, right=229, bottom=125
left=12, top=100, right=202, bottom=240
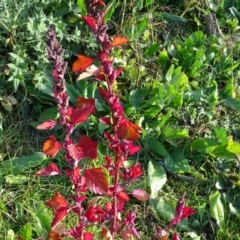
left=165, top=149, right=191, bottom=173
left=158, top=50, right=169, bottom=70
left=38, top=107, right=59, bottom=122
left=166, top=64, right=174, bottom=82
left=5, top=175, right=29, bottom=185
left=214, top=127, right=227, bottom=145
left=160, top=12, right=187, bottom=23
left=224, top=97, right=240, bottom=111
left=77, top=0, right=87, bottom=15
left=103, top=1, right=117, bottom=22
left=162, top=127, right=189, bottom=140
left=144, top=42, right=160, bottom=57
left=148, top=160, right=167, bottom=198
left=0, top=152, right=47, bottom=175
left=35, top=203, right=51, bottom=233
left=6, top=230, right=15, bottom=240
left=169, top=72, right=188, bottom=89
left=191, top=138, right=217, bottom=154
left=209, top=191, right=225, bottom=229
left=22, top=223, right=32, bottom=240
left=143, top=138, right=168, bottom=156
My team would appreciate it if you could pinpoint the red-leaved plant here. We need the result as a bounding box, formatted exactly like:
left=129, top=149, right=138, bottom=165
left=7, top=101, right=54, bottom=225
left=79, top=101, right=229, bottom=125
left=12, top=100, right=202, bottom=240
left=36, top=1, right=196, bottom=239
left=36, top=0, right=148, bottom=239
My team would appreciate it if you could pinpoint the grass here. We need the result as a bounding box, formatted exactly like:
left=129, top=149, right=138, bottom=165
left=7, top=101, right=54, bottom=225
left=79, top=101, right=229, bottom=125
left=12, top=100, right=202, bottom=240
left=1, top=0, right=240, bottom=239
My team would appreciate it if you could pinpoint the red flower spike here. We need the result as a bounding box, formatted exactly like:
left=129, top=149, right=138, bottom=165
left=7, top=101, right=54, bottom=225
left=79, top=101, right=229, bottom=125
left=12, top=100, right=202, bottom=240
left=111, top=36, right=128, bottom=47
left=72, top=55, right=94, bottom=73
left=84, top=168, right=108, bottom=194
left=45, top=191, right=69, bottom=210
left=37, top=119, right=57, bottom=130
left=122, top=162, right=143, bottom=181
left=36, top=163, right=61, bottom=176
left=131, top=189, right=150, bottom=201
left=75, top=97, right=95, bottom=109
left=67, top=144, right=83, bottom=162
left=42, top=135, right=61, bottom=157
left=172, top=232, right=180, bottom=240
left=116, top=118, right=141, bottom=141
left=77, top=135, right=98, bottom=159
left=83, top=232, right=94, bottom=240
left=70, top=104, right=95, bottom=125
left=65, top=167, right=80, bottom=186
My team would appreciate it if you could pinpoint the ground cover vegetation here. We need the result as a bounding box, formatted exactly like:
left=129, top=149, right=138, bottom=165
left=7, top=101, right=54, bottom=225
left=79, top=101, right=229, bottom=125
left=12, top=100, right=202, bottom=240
left=1, top=0, right=240, bottom=239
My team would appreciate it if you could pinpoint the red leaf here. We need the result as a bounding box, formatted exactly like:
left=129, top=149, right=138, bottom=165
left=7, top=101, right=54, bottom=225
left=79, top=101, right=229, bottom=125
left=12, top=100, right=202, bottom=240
left=99, top=117, right=112, bottom=125
left=131, top=189, right=150, bottom=201
left=172, top=232, right=180, bottom=240
left=52, top=207, right=69, bottom=229
left=48, top=230, right=63, bottom=240
left=84, top=168, right=108, bottom=194
left=180, top=206, right=196, bottom=220
left=45, top=191, right=69, bottom=210
left=77, top=135, right=98, bottom=159
left=112, top=36, right=128, bottom=47
left=37, top=119, right=57, bottom=130
left=82, top=16, right=97, bottom=28
left=83, top=232, right=94, bottom=240
left=116, top=118, right=141, bottom=141
left=76, top=97, right=95, bottom=109
left=117, top=191, right=129, bottom=202
left=71, top=104, right=95, bottom=125
left=42, top=135, right=61, bottom=157
left=72, top=55, right=94, bottom=73
left=36, top=163, right=61, bottom=176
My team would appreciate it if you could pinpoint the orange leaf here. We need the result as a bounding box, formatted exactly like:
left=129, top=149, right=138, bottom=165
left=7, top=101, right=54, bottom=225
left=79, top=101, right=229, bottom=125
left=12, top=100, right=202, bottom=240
left=111, top=36, right=128, bottom=47
left=48, top=230, right=63, bottom=240
left=116, top=118, right=141, bottom=141
left=75, top=97, right=95, bottom=109
left=45, top=191, right=69, bottom=210
left=72, top=55, right=94, bottom=73
left=42, top=135, right=61, bottom=157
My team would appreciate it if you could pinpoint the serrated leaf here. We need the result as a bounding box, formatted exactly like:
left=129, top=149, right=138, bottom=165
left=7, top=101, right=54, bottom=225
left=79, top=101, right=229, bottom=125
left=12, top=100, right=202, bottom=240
left=148, top=160, right=166, bottom=198
left=209, top=191, right=225, bottom=228
left=84, top=168, right=108, bottom=194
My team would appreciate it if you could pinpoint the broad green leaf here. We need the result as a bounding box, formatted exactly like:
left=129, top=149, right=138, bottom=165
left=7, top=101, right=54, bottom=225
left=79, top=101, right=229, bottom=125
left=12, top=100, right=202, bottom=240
left=77, top=0, right=86, bottom=15
left=148, top=160, right=167, bottom=198
left=22, top=223, right=32, bottom=240
left=224, top=97, right=240, bottom=111
left=229, top=7, right=240, bottom=22
left=5, top=175, right=29, bottom=185
left=169, top=72, right=188, bottom=89
left=38, top=107, right=59, bottom=122
left=6, top=230, right=15, bottom=240
left=227, top=141, right=240, bottom=155
left=35, top=203, right=51, bottom=233
left=0, top=152, right=47, bottom=175
left=162, top=127, right=189, bottom=140
left=143, top=138, right=167, bottom=156
left=144, top=42, right=160, bottom=57
left=191, top=138, right=217, bottom=154
left=214, top=127, right=227, bottom=145
left=209, top=191, right=225, bottom=228
left=166, top=149, right=191, bottom=173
